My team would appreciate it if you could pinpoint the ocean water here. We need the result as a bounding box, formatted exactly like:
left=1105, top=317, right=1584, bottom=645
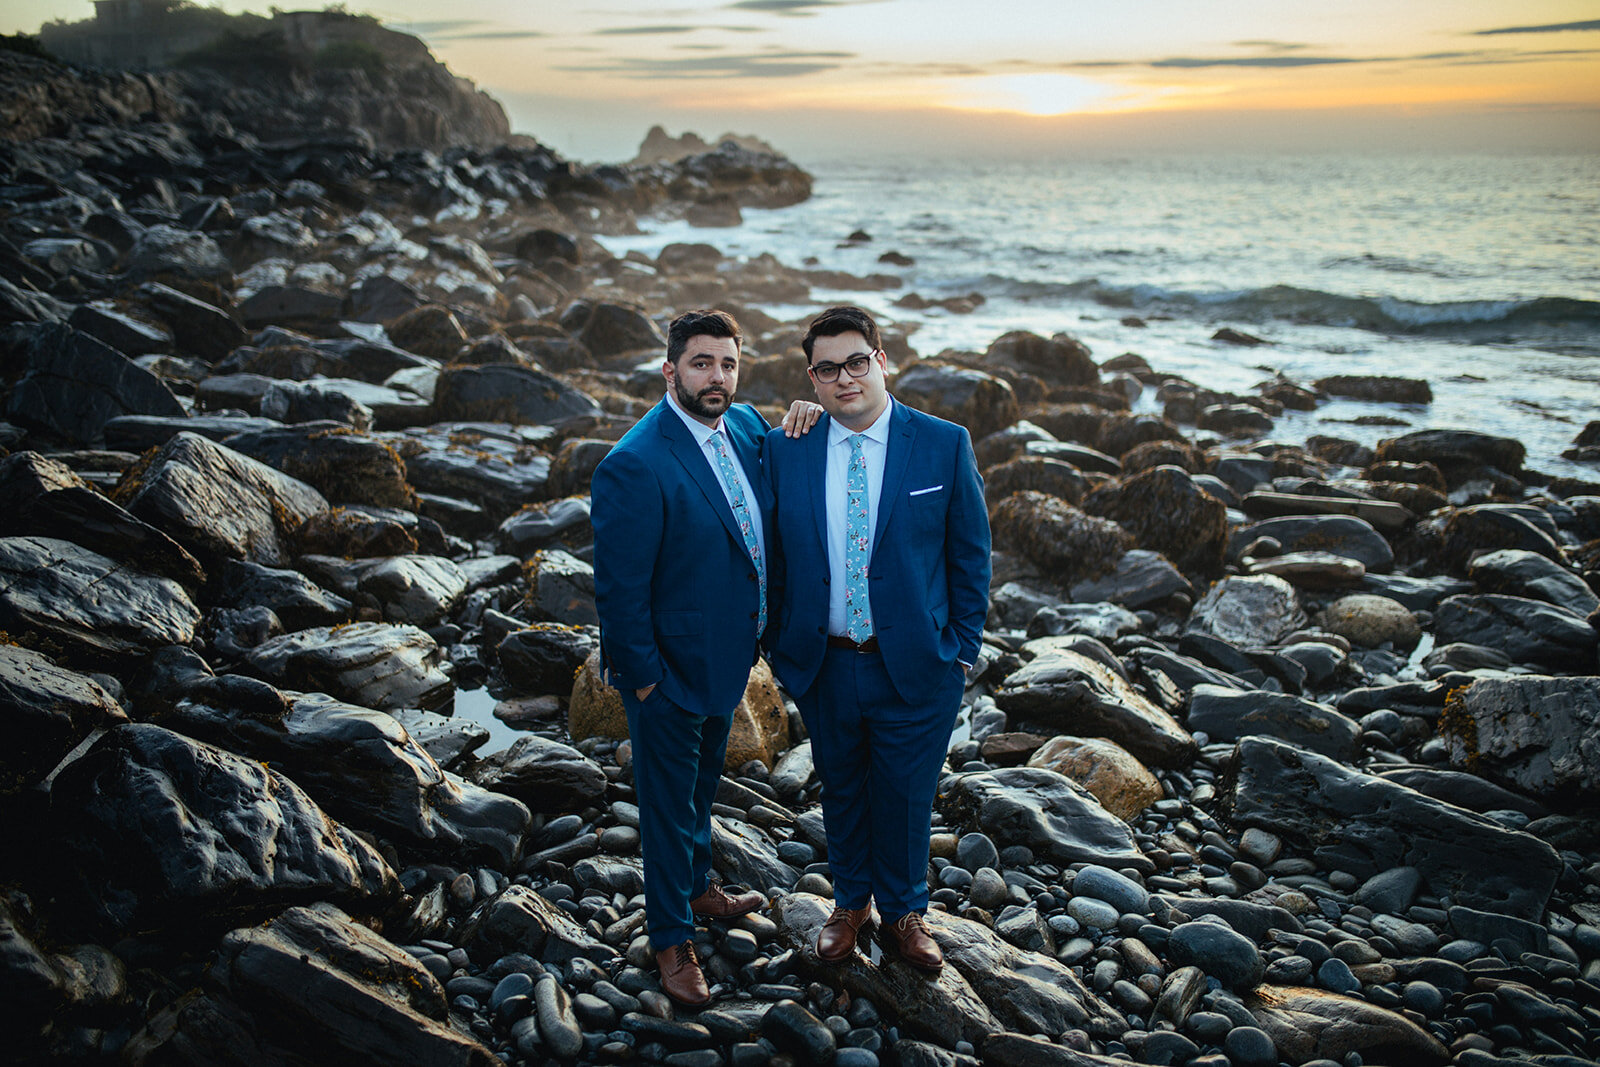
left=597, top=152, right=1600, bottom=479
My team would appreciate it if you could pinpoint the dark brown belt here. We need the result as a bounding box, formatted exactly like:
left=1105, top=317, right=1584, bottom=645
left=827, top=634, right=879, bottom=653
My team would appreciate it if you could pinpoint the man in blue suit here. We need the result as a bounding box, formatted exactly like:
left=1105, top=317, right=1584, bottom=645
left=591, top=309, right=774, bottom=1006
left=764, top=305, right=992, bottom=973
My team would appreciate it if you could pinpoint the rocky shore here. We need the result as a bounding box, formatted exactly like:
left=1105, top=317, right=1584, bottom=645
left=4, top=38, right=1600, bottom=1067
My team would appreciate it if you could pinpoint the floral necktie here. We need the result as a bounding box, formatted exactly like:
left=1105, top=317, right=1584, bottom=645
left=710, top=431, right=765, bottom=632
left=845, top=433, right=873, bottom=643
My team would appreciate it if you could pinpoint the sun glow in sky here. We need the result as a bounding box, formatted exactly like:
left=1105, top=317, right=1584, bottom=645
left=6, top=0, right=1598, bottom=159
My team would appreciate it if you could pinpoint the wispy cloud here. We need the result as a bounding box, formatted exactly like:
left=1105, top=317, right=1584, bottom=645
left=1231, top=40, right=1313, bottom=53
left=1151, top=55, right=1363, bottom=68
left=724, top=0, right=880, bottom=15
left=394, top=19, right=548, bottom=41
left=557, top=49, right=855, bottom=78
left=596, top=25, right=699, bottom=35
left=1475, top=19, right=1600, bottom=36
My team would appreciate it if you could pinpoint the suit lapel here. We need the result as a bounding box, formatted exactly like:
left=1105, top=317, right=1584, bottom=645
left=807, top=414, right=831, bottom=555
left=872, top=399, right=916, bottom=549
left=656, top=400, right=745, bottom=549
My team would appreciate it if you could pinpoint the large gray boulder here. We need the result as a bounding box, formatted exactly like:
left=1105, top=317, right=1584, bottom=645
left=1465, top=548, right=1599, bottom=617
left=119, top=431, right=329, bottom=569
left=771, top=892, right=1002, bottom=1048
left=0, top=536, right=200, bottom=670
left=466, top=735, right=607, bottom=815
left=456, top=885, right=617, bottom=966
left=994, top=638, right=1196, bottom=768
left=50, top=724, right=397, bottom=936
left=242, top=622, right=453, bottom=711
left=940, top=767, right=1154, bottom=874
left=1441, top=675, right=1600, bottom=802
left=1243, top=985, right=1449, bottom=1064
left=1186, top=575, right=1307, bottom=648
left=0, top=451, right=204, bottom=588
left=0, top=643, right=128, bottom=794
left=133, top=902, right=496, bottom=1066
left=3, top=321, right=185, bottom=444
left=431, top=363, right=601, bottom=425
left=1432, top=594, right=1597, bottom=672
left=165, top=688, right=529, bottom=865
left=1227, top=515, right=1393, bottom=573
left=1186, top=684, right=1361, bottom=761
left=1222, top=736, right=1560, bottom=920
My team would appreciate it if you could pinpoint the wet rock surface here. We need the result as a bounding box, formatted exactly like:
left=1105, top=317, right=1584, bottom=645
left=3, top=33, right=1599, bottom=1067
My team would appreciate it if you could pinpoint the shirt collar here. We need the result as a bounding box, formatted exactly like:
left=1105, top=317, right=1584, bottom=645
left=664, top=390, right=723, bottom=446
left=827, top=394, right=895, bottom=448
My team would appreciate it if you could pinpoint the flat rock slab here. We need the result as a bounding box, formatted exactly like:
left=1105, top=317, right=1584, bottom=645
left=995, top=644, right=1195, bottom=768
left=4, top=321, right=185, bottom=444
left=145, top=902, right=495, bottom=1066
left=50, top=723, right=397, bottom=936
left=1432, top=593, right=1598, bottom=672
left=1466, top=548, right=1599, bottom=616
left=1244, top=985, right=1449, bottom=1064
left=242, top=621, right=453, bottom=711
left=456, top=884, right=618, bottom=966
left=1067, top=549, right=1193, bottom=611
left=467, top=734, right=606, bottom=815
left=102, top=414, right=282, bottom=452
left=0, top=642, right=127, bottom=794
left=1186, top=683, right=1361, bottom=761
left=1227, top=515, right=1394, bottom=573
left=770, top=892, right=1002, bottom=1048
left=1442, top=675, right=1600, bottom=802
left=347, top=555, right=467, bottom=626
left=168, top=688, right=528, bottom=865
left=1222, top=736, right=1560, bottom=920
left=120, top=431, right=328, bottom=569
left=711, top=815, right=799, bottom=896
left=0, top=535, right=200, bottom=669
left=940, top=767, right=1154, bottom=874
left=0, top=450, right=204, bottom=587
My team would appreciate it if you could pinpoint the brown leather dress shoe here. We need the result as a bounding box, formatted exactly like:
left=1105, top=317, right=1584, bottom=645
left=881, top=911, right=943, bottom=973
left=655, top=941, right=711, bottom=1007
left=690, top=882, right=764, bottom=920
left=816, top=905, right=874, bottom=963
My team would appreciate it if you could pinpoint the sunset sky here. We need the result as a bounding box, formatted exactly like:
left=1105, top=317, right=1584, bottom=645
left=8, top=1, right=1599, bottom=160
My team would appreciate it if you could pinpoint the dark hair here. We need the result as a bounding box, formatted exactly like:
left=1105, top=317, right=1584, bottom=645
left=666, top=309, right=742, bottom=363
left=802, top=305, right=882, bottom=362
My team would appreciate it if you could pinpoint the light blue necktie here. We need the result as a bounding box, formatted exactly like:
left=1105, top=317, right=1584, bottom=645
left=710, top=431, right=765, bottom=633
left=845, top=433, right=874, bottom=643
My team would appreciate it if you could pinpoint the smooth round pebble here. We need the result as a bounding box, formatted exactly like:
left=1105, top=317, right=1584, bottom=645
left=956, top=832, right=1001, bottom=871
left=1316, top=956, right=1361, bottom=994
left=1067, top=895, right=1120, bottom=931
left=1224, top=1025, right=1277, bottom=1067
left=1072, top=865, right=1150, bottom=915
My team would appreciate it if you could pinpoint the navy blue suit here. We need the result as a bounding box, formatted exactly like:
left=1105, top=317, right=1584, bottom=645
left=592, top=397, right=770, bottom=949
left=763, top=398, right=990, bottom=917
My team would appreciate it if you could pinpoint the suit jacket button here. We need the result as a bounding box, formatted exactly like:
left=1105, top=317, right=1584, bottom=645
left=816, top=626, right=824, bottom=634
left=822, top=576, right=830, bottom=585
left=750, top=612, right=758, bottom=620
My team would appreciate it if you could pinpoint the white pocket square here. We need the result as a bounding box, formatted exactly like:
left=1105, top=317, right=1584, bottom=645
left=909, top=485, right=944, bottom=496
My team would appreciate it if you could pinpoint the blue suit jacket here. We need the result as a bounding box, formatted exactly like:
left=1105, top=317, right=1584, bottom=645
left=762, top=398, right=991, bottom=706
left=591, top=398, right=771, bottom=719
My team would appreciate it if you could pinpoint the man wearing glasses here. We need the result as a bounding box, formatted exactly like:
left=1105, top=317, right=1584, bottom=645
left=762, top=305, right=991, bottom=973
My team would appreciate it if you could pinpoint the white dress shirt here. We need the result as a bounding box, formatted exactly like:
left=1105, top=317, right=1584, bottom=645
left=663, top=391, right=765, bottom=557
left=825, top=396, right=894, bottom=637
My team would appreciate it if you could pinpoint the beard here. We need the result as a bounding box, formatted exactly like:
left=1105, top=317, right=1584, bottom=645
left=674, top=377, right=733, bottom=420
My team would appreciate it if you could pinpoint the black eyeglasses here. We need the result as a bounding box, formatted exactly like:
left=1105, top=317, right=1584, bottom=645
left=808, top=352, right=876, bottom=383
